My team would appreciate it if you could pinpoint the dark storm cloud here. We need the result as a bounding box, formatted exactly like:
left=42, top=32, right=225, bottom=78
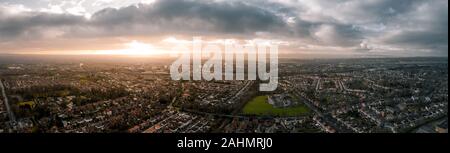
left=89, top=0, right=288, bottom=36
left=0, top=11, right=85, bottom=39
left=1, top=0, right=289, bottom=39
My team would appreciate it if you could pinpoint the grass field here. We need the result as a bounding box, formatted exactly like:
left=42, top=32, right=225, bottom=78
left=242, top=95, right=310, bottom=116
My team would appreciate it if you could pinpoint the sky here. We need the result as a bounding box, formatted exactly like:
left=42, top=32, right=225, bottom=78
left=0, top=0, right=448, bottom=58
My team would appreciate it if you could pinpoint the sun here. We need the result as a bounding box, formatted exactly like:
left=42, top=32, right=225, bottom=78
left=123, top=40, right=155, bottom=55
left=95, top=40, right=163, bottom=56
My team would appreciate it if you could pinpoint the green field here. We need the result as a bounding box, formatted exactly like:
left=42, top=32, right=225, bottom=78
left=242, top=96, right=310, bottom=116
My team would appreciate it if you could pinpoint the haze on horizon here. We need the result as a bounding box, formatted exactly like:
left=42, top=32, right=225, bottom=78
left=0, top=0, right=448, bottom=58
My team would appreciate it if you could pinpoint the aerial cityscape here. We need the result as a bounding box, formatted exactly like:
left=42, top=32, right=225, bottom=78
left=0, top=0, right=448, bottom=135
left=0, top=56, right=447, bottom=133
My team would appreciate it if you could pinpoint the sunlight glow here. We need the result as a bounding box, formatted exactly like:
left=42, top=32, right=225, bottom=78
left=95, top=40, right=164, bottom=56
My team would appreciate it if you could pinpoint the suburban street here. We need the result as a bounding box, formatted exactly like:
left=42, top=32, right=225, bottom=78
left=0, top=79, right=15, bottom=123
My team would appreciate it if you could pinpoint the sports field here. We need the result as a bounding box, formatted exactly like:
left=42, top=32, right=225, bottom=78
left=242, top=96, right=310, bottom=116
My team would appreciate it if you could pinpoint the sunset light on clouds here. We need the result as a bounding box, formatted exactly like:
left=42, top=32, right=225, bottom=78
left=0, top=0, right=447, bottom=58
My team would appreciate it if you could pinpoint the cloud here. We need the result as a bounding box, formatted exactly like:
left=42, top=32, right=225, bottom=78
left=88, top=0, right=288, bottom=36
left=311, top=24, right=362, bottom=47
left=1, top=0, right=289, bottom=39
left=0, top=0, right=447, bottom=57
left=373, top=0, right=448, bottom=56
left=0, top=11, right=85, bottom=41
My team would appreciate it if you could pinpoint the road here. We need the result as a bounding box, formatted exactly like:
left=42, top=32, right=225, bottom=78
left=0, top=79, right=16, bottom=123
left=293, top=89, right=354, bottom=133
left=227, top=80, right=253, bottom=105
left=315, top=78, right=321, bottom=91
left=292, top=90, right=323, bottom=116
left=181, top=108, right=308, bottom=120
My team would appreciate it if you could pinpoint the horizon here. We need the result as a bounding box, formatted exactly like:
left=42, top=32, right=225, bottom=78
left=0, top=52, right=448, bottom=66
left=0, top=52, right=449, bottom=59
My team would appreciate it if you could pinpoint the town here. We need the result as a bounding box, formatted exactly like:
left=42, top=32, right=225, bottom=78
left=0, top=56, right=447, bottom=133
left=169, top=38, right=279, bottom=91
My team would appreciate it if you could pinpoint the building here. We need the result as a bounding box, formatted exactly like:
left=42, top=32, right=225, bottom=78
left=268, top=94, right=293, bottom=108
